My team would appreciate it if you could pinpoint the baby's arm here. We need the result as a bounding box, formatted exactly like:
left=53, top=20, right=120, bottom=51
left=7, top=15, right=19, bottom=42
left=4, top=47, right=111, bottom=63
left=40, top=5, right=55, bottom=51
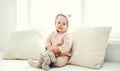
left=57, top=33, right=72, bottom=54
left=45, top=32, right=53, bottom=50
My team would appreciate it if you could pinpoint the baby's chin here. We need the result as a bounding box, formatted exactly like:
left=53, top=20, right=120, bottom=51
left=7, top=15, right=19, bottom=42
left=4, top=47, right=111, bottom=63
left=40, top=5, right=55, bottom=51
left=57, top=29, right=62, bottom=31
left=57, top=30, right=66, bottom=33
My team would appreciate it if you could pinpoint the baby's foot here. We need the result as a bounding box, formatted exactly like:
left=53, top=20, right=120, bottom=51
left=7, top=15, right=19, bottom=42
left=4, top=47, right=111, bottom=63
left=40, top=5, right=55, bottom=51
left=28, top=59, right=41, bottom=68
left=28, top=59, right=35, bottom=67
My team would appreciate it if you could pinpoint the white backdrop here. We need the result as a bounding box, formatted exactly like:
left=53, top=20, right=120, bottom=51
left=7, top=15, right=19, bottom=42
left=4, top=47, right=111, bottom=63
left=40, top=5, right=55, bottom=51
left=85, top=0, right=120, bottom=38
left=1, top=0, right=120, bottom=51
left=0, top=0, right=16, bottom=51
left=29, top=0, right=81, bottom=32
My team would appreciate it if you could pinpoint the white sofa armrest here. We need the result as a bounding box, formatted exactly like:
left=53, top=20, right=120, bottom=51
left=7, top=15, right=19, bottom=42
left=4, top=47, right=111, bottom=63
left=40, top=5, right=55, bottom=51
left=105, top=39, right=120, bottom=62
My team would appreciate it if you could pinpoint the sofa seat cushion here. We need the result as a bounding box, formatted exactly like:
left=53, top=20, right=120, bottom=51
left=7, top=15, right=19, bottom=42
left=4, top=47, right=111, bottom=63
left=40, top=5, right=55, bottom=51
left=0, top=59, right=120, bottom=71
left=0, top=51, right=120, bottom=71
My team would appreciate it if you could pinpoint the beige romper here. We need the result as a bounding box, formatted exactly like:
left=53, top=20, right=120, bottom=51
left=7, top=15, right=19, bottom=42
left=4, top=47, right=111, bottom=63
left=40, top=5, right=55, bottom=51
left=45, top=31, right=72, bottom=67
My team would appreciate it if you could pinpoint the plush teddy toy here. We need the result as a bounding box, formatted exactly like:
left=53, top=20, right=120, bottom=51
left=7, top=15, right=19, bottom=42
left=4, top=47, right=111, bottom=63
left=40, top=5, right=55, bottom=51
left=37, top=50, right=56, bottom=71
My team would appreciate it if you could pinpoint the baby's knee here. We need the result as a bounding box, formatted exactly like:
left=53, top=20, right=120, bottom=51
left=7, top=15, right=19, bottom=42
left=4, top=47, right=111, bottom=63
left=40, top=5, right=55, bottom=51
left=53, top=56, right=69, bottom=67
left=53, top=60, right=68, bottom=67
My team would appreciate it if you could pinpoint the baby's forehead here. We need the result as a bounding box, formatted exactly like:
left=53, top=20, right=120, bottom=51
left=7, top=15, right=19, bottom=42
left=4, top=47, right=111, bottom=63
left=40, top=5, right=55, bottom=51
left=56, top=16, right=67, bottom=22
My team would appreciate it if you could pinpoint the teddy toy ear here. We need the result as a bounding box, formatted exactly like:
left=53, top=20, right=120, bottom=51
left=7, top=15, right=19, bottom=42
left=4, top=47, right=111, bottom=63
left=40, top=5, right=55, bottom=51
left=47, top=50, right=56, bottom=63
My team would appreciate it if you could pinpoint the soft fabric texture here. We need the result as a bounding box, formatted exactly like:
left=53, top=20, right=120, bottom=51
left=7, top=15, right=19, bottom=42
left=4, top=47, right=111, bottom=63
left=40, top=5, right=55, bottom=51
left=1, top=50, right=120, bottom=71
left=69, top=26, right=112, bottom=69
left=4, top=29, right=45, bottom=59
left=45, top=31, right=72, bottom=67
left=28, top=50, right=56, bottom=71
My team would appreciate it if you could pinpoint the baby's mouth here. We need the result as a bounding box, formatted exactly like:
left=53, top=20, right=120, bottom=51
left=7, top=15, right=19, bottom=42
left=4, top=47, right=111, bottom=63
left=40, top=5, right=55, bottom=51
left=58, top=27, right=63, bottom=29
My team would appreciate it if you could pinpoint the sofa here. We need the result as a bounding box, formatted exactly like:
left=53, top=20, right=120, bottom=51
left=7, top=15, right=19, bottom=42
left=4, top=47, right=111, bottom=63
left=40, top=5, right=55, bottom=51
left=0, top=27, right=120, bottom=71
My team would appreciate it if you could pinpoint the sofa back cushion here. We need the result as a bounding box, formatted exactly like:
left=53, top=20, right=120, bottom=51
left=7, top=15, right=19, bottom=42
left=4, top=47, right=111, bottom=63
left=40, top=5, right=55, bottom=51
left=69, top=26, right=112, bottom=69
left=3, top=29, right=45, bottom=59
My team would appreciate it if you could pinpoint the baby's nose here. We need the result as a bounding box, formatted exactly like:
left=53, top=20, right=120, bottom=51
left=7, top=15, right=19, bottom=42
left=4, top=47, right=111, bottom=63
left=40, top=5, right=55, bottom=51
left=59, top=24, right=62, bottom=27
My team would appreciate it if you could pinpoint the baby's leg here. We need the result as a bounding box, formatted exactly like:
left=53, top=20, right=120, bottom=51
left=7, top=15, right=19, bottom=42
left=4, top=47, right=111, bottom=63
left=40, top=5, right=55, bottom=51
left=54, top=56, right=69, bottom=67
left=28, top=59, right=41, bottom=68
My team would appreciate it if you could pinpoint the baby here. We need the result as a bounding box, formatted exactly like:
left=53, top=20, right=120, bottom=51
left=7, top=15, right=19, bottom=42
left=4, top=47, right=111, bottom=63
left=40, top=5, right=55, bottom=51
left=28, top=14, right=72, bottom=68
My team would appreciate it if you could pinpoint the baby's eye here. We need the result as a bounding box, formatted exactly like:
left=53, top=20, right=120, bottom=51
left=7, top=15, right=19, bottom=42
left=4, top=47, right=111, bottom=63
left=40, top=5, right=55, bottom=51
left=63, top=23, right=66, bottom=25
left=58, top=22, right=60, bottom=24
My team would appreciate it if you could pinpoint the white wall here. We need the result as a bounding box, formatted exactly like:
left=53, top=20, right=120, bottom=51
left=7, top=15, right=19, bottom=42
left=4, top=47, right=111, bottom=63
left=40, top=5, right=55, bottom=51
left=29, top=0, right=81, bottom=32
left=0, top=0, right=16, bottom=51
left=17, top=0, right=29, bottom=30
left=84, top=0, right=120, bottom=39
left=0, top=0, right=120, bottom=51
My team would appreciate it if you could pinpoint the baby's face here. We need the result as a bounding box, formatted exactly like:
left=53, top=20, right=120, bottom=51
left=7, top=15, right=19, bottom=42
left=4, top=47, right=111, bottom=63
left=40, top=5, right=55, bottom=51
left=55, top=15, right=68, bottom=33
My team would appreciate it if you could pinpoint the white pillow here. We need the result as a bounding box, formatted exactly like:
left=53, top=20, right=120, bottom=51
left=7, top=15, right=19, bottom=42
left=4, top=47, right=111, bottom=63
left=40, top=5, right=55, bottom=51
left=69, top=26, right=112, bottom=69
left=4, top=29, right=45, bottom=59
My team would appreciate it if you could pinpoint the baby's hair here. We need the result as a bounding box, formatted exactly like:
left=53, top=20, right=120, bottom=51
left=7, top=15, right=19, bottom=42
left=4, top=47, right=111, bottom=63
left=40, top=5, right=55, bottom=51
left=55, top=14, right=69, bottom=27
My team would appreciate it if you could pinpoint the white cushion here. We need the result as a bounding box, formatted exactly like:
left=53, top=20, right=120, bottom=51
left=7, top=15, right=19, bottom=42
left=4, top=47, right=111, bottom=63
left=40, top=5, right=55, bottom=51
left=69, top=26, right=112, bottom=69
left=4, top=29, right=45, bottom=59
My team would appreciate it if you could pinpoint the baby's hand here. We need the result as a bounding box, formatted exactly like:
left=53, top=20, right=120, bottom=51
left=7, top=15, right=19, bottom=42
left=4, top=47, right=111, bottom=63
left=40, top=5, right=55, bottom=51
left=46, top=46, right=52, bottom=50
left=52, top=47, right=60, bottom=53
